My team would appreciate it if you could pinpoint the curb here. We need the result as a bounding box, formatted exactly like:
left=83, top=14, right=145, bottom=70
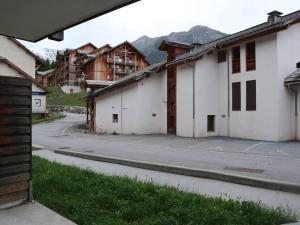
left=54, top=149, right=300, bottom=195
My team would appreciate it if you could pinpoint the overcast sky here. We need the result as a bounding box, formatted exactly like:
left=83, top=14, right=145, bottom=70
left=22, top=0, right=300, bottom=56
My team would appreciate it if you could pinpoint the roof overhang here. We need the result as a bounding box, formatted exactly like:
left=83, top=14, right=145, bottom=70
left=0, top=0, right=139, bottom=42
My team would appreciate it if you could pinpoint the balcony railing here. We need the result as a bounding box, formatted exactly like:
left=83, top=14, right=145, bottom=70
left=107, top=58, right=136, bottom=66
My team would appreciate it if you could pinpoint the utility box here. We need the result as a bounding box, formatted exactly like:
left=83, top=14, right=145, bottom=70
left=0, top=76, right=32, bottom=209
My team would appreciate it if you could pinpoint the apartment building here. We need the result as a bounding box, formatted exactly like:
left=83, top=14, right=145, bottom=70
left=79, top=41, right=149, bottom=92
left=55, top=43, right=97, bottom=93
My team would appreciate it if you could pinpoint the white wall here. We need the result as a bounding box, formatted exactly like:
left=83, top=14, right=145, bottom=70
left=176, top=64, right=194, bottom=137
left=228, top=34, right=280, bottom=141
left=277, top=23, right=300, bottom=141
left=94, top=71, right=167, bottom=134
left=298, top=89, right=300, bottom=141
left=32, top=84, right=47, bottom=114
left=195, top=54, right=220, bottom=137
left=0, top=36, right=36, bottom=78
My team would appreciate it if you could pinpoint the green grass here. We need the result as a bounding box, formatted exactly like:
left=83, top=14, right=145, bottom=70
left=47, top=86, right=86, bottom=107
left=32, top=113, right=65, bottom=124
left=32, top=156, right=296, bottom=225
left=32, top=146, right=41, bottom=151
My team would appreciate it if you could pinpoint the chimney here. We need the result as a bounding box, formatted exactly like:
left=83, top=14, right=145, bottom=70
left=267, top=11, right=283, bottom=24
left=297, top=62, right=300, bottom=69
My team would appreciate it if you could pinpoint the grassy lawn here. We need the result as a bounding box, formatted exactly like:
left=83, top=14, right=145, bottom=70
left=32, top=113, right=65, bottom=124
left=32, top=156, right=296, bottom=225
left=47, top=86, right=86, bottom=107
left=32, top=146, right=41, bottom=151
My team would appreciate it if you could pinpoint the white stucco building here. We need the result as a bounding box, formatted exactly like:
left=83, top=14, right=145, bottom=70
left=88, top=10, right=300, bottom=141
left=0, top=35, right=48, bottom=114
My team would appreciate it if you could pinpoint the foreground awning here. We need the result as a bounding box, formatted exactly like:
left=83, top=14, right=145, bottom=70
left=0, top=0, right=139, bottom=42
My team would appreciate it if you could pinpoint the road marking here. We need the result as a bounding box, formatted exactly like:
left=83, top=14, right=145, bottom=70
left=242, top=142, right=264, bottom=152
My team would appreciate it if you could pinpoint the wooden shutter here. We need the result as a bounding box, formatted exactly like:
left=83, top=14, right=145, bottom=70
left=232, top=82, right=241, bottom=111
left=246, top=42, right=256, bottom=71
left=246, top=80, right=256, bottom=111
left=0, top=76, right=32, bottom=208
left=232, top=46, right=240, bottom=73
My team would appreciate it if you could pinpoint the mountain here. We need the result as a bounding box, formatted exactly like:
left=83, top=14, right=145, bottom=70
left=132, top=25, right=227, bottom=64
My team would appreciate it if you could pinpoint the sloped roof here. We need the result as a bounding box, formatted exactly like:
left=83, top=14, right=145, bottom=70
left=159, top=40, right=193, bottom=51
left=85, top=41, right=150, bottom=66
left=0, top=57, right=48, bottom=92
left=168, top=10, right=300, bottom=66
left=36, top=69, right=55, bottom=77
left=88, top=61, right=166, bottom=98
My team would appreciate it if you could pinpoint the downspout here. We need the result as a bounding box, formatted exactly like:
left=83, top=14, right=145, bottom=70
left=192, top=64, right=196, bottom=138
left=227, top=49, right=230, bottom=137
left=121, top=88, right=123, bottom=134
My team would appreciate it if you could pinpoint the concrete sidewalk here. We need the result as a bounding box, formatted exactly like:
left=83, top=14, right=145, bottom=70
left=0, top=202, right=76, bottom=225
left=34, top=150, right=300, bottom=217
left=54, top=149, right=300, bottom=194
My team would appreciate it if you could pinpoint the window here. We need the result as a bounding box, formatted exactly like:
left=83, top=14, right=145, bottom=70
left=246, top=42, right=256, bottom=71
left=207, top=115, right=215, bottom=132
left=112, top=114, right=118, bottom=123
left=246, top=80, right=256, bottom=111
left=232, top=82, right=241, bottom=111
left=232, top=46, right=240, bottom=73
left=218, top=50, right=227, bottom=63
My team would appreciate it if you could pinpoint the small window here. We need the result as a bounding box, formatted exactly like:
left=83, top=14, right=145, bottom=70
left=207, top=115, right=215, bottom=132
left=246, top=80, right=256, bottom=111
left=232, top=82, right=241, bottom=111
left=246, top=42, right=256, bottom=71
left=112, top=114, right=118, bottom=123
left=232, top=46, right=241, bottom=73
left=218, top=50, right=227, bottom=63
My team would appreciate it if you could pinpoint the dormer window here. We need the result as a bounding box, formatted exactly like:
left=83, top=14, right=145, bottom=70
left=246, top=42, right=256, bottom=71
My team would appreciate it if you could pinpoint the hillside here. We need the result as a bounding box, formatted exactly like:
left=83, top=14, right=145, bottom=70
left=132, top=25, right=227, bottom=64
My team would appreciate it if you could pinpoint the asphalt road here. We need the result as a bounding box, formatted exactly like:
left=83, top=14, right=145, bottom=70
left=33, top=113, right=300, bottom=184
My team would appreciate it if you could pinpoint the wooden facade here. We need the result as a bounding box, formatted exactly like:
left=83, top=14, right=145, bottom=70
left=55, top=43, right=97, bottom=87
left=83, top=41, right=149, bottom=87
left=0, top=76, right=32, bottom=208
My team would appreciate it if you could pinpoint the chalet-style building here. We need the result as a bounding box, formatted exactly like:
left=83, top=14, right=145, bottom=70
left=87, top=10, right=300, bottom=142
left=0, top=35, right=48, bottom=114
left=79, top=41, right=149, bottom=92
left=55, top=43, right=97, bottom=93
left=36, top=68, right=56, bottom=87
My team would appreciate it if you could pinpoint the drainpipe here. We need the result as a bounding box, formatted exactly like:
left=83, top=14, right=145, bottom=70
left=121, top=88, right=123, bottom=134
left=227, top=49, right=230, bottom=137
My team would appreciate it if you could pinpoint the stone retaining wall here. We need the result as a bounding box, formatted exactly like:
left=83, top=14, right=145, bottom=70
left=47, top=105, right=86, bottom=114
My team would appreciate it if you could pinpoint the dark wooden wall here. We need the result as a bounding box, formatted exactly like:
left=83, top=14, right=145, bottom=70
left=0, top=76, right=32, bottom=207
